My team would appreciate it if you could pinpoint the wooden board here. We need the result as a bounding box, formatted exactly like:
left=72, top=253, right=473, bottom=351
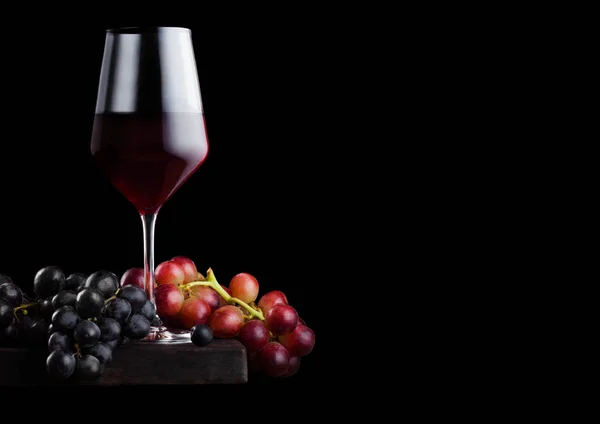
left=0, top=339, right=248, bottom=386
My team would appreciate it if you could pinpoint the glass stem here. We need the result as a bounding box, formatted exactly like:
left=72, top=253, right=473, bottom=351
left=141, top=212, right=158, bottom=308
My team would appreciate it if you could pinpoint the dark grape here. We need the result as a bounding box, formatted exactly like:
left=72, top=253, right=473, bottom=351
left=84, top=342, right=113, bottom=364
left=117, top=285, right=147, bottom=312
left=237, top=319, right=269, bottom=353
left=0, top=322, right=18, bottom=343
left=138, top=300, right=156, bottom=322
left=64, top=273, right=88, bottom=291
left=123, top=314, right=150, bottom=340
left=73, top=320, right=101, bottom=347
left=97, top=317, right=121, bottom=342
left=104, top=298, right=131, bottom=324
left=51, top=306, right=80, bottom=333
left=84, top=271, right=119, bottom=299
left=16, top=314, right=34, bottom=343
left=106, top=338, right=120, bottom=352
left=0, top=282, right=23, bottom=307
left=0, top=274, right=12, bottom=285
left=46, top=349, right=76, bottom=380
left=120, top=268, right=145, bottom=289
left=75, top=354, right=103, bottom=380
left=191, top=324, right=213, bottom=347
left=264, top=304, right=298, bottom=336
left=52, top=290, right=77, bottom=309
left=282, top=356, right=301, bottom=377
left=28, top=319, right=50, bottom=347
left=48, top=331, right=74, bottom=352
left=39, top=298, right=55, bottom=321
left=75, top=288, right=104, bottom=319
left=278, top=324, right=316, bottom=357
left=257, top=342, right=291, bottom=377
left=0, top=298, right=13, bottom=327
left=33, top=266, right=65, bottom=299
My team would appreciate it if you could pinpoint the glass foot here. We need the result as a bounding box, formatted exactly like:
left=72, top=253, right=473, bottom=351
left=137, top=325, right=191, bottom=344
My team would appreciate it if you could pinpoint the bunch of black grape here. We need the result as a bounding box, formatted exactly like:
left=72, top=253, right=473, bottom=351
left=1, top=266, right=155, bottom=381
left=1, top=274, right=32, bottom=344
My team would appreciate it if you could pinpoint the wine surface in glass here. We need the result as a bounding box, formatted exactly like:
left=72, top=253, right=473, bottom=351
left=90, top=111, right=209, bottom=213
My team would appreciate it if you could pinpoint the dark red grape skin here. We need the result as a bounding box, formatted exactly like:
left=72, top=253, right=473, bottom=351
left=257, top=290, right=288, bottom=315
left=120, top=268, right=145, bottom=290
left=171, top=256, right=199, bottom=283
left=208, top=305, right=244, bottom=338
left=282, top=356, right=301, bottom=377
left=278, top=324, right=316, bottom=357
left=257, top=342, right=290, bottom=378
left=264, top=304, right=299, bottom=336
left=237, top=319, right=269, bottom=353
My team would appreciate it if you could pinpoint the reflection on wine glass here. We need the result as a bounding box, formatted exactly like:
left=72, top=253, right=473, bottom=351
left=90, top=27, right=209, bottom=343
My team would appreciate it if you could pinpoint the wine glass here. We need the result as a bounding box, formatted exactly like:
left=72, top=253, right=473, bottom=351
left=90, top=27, right=209, bottom=343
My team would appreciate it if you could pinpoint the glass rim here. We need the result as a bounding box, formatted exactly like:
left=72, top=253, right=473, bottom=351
left=106, top=26, right=191, bottom=34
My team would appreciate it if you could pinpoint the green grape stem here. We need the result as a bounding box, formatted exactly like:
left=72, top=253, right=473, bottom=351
left=180, top=268, right=265, bottom=321
left=105, top=288, right=121, bottom=304
left=14, top=302, right=39, bottom=312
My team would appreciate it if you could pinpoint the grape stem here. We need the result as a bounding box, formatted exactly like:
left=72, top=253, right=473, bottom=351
left=14, top=302, right=39, bottom=311
left=180, top=268, right=265, bottom=321
left=105, top=288, right=121, bottom=304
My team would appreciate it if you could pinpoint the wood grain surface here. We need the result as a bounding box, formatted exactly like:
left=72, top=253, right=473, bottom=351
left=0, top=338, right=248, bottom=386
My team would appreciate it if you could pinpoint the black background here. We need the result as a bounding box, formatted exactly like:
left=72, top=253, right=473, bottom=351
left=0, top=9, right=348, bottom=393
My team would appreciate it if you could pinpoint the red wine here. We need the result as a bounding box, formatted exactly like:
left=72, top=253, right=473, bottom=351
left=91, top=112, right=209, bottom=213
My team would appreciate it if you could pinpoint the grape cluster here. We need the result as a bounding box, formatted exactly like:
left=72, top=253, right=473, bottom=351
left=122, top=255, right=316, bottom=379
left=0, top=266, right=153, bottom=381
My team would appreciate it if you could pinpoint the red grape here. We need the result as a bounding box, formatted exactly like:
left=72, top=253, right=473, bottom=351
left=190, top=286, right=220, bottom=311
left=257, top=342, right=290, bottom=377
left=282, top=356, right=301, bottom=377
left=229, top=272, right=259, bottom=303
left=178, top=297, right=211, bottom=329
left=120, top=268, right=145, bottom=290
left=265, top=304, right=298, bottom=336
left=209, top=305, right=244, bottom=338
left=155, top=260, right=185, bottom=286
left=257, top=290, right=288, bottom=315
left=237, top=319, right=269, bottom=353
left=171, top=256, right=199, bottom=283
left=218, top=285, right=232, bottom=307
left=278, top=324, right=315, bottom=356
left=154, top=284, right=184, bottom=317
